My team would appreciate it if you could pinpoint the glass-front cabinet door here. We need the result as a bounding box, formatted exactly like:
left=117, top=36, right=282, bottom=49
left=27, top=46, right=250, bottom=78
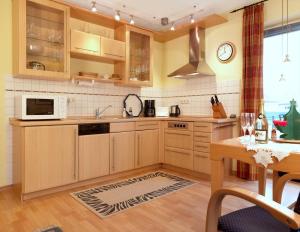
left=127, top=26, right=153, bottom=86
left=13, top=0, right=70, bottom=80
left=115, top=25, right=153, bottom=87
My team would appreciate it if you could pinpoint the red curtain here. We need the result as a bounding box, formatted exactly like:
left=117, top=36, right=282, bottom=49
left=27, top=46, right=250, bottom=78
left=237, top=3, right=264, bottom=180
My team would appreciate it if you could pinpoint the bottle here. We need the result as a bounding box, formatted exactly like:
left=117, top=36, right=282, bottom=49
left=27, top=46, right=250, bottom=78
left=122, top=108, right=127, bottom=118
left=255, top=100, right=269, bottom=143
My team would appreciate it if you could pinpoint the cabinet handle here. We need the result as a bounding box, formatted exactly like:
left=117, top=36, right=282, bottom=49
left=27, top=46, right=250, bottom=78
left=74, top=127, right=78, bottom=180
left=195, top=154, right=208, bottom=159
left=104, top=52, right=124, bottom=58
left=165, top=148, right=190, bottom=156
left=195, top=135, right=209, bottom=138
left=137, top=134, right=140, bottom=166
left=74, top=47, right=98, bottom=53
left=112, top=136, right=115, bottom=171
left=165, top=132, right=191, bottom=136
left=195, top=145, right=208, bottom=149
left=137, top=123, right=158, bottom=127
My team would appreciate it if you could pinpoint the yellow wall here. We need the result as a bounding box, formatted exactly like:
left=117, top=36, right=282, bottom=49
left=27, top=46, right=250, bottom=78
left=0, top=0, right=12, bottom=187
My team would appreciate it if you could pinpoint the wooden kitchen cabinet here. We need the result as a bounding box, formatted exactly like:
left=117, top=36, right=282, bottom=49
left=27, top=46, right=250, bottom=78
left=22, top=125, right=78, bottom=193
left=101, top=37, right=125, bottom=61
left=135, top=129, right=159, bottom=168
left=115, top=25, right=153, bottom=87
left=71, top=30, right=101, bottom=56
left=79, top=134, right=109, bottom=181
left=13, top=0, right=70, bottom=80
left=110, top=131, right=135, bottom=174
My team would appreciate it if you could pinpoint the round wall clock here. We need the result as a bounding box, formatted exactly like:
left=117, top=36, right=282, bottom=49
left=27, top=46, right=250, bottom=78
left=217, top=42, right=236, bottom=63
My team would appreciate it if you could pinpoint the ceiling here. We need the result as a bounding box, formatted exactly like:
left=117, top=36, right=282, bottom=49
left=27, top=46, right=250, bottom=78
left=64, top=0, right=261, bottom=31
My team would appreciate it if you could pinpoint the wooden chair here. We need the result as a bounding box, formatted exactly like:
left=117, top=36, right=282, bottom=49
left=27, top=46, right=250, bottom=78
left=206, top=186, right=300, bottom=232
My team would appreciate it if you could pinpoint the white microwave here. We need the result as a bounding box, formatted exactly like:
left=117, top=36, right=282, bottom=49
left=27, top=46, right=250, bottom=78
left=15, top=95, right=67, bottom=120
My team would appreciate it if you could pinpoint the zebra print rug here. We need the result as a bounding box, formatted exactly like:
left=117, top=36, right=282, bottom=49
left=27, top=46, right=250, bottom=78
left=71, top=171, right=194, bottom=218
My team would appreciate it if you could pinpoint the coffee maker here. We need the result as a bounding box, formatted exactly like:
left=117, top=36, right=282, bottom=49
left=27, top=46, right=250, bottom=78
left=144, top=100, right=155, bottom=117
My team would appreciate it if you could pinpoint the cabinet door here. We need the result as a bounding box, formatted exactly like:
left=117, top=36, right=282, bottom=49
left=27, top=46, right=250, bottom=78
left=13, top=0, right=70, bottom=80
left=71, top=30, right=101, bottom=56
left=79, top=134, right=109, bottom=181
left=24, top=125, right=78, bottom=193
left=164, top=147, right=193, bottom=170
left=110, top=131, right=135, bottom=174
left=135, top=129, right=159, bottom=168
left=101, top=37, right=125, bottom=61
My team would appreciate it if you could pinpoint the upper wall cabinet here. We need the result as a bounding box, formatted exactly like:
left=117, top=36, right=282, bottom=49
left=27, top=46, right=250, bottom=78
left=13, top=0, right=70, bottom=80
left=101, top=37, right=125, bottom=62
left=115, top=25, right=153, bottom=87
left=70, top=29, right=125, bottom=63
left=71, top=30, right=100, bottom=56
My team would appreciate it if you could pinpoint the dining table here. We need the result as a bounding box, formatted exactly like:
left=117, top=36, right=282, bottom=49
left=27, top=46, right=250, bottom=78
left=210, top=138, right=300, bottom=202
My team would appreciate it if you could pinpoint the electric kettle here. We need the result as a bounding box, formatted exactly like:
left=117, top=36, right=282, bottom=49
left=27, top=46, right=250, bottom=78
left=170, top=105, right=181, bottom=117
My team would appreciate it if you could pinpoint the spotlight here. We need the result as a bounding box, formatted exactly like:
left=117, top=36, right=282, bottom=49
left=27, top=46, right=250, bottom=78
left=129, top=15, right=134, bottom=25
left=170, top=23, right=175, bottom=31
left=91, top=1, right=97, bottom=12
left=115, top=10, right=121, bottom=21
left=190, top=14, right=195, bottom=24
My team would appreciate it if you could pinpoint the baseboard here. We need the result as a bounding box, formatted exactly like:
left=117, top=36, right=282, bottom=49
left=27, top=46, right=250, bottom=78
left=0, top=184, right=13, bottom=192
left=162, top=164, right=210, bottom=181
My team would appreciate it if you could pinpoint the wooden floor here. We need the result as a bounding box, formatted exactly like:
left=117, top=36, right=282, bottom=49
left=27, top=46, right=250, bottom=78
left=0, top=169, right=299, bottom=232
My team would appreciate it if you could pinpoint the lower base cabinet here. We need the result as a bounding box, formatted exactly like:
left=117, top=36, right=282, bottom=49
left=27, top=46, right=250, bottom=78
left=23, top=125, right=78, bottom=193
left=79, top=134, right=110, bottom=180
left=164, top=147, right=194, bottom=170
left=110, top=131, right=135, bottom=174
left=193, top=151, right=210, bottom=174
left=135, top=129, right=159, bottom=168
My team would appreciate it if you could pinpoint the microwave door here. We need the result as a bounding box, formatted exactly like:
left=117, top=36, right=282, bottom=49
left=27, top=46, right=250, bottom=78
left=26, top=98, right=55, bottom=119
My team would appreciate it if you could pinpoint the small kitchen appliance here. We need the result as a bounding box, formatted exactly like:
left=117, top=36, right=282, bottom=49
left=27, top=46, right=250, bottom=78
left=156, top=107, right=169, bottom=117
left=170, top=105, right=181, bottom=117
left=15, top=95, right=67, bottom=120
left=144, top=100, right=156, bottom=117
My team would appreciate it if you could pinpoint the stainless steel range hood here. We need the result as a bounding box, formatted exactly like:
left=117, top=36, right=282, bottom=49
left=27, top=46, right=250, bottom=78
left=168, top=27, right=215, bottom=78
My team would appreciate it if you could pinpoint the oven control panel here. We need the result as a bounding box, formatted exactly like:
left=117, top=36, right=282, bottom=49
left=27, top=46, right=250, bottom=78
left=168, top=122, right=189, bottom=130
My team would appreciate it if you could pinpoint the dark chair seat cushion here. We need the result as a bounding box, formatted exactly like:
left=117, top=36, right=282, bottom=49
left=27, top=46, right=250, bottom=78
left=218, top=206, right=299, bottom=232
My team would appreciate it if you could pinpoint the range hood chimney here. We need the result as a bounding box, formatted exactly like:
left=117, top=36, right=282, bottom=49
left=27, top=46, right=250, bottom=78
left=168, top=27, right=215, bottom=78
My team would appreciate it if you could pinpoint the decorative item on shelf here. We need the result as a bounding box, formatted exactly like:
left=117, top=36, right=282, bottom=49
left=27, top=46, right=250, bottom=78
left=110, top=74, right=121, bottom=80
left=27, top=61, right=46, bottom=71
left=211, top=95, right=227, bottom=118
left=217, top=42, right=236, bottom=63
left=78, top=71, right=98, bottom=78
left=123, top=94, right=143, bottom=117
left=274, top=99, right=300, bottom=142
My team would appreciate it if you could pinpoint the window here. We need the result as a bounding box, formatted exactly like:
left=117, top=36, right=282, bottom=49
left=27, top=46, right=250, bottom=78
left=263, top=23, right=300, bottom=122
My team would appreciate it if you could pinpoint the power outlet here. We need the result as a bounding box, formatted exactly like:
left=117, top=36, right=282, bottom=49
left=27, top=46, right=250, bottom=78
left=180, top=99, right=190, bottom=104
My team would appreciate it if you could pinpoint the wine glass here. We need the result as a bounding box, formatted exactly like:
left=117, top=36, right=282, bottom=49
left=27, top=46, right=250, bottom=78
left=247, top=113, right=256, bottom=144
left=240, top=113, right=249, bottom=144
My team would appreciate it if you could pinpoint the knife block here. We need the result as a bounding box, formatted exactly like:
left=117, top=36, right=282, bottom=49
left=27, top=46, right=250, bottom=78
left=212, top=103, right=227, bottom=119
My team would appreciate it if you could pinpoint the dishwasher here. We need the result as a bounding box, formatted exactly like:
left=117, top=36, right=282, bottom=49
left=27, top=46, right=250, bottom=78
left=78, top=123, right=110, bottom=181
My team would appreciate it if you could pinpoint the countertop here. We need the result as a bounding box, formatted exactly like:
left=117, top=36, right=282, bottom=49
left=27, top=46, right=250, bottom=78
left=10, top=115, right=237, bottom=127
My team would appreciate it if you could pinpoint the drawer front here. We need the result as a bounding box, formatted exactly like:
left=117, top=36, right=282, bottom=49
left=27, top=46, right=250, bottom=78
left=194, top=122, right=212, bottom=132
left=164, top=147, right=193, bottom=170
left=164, top=129, right=193, bottom=150
left=194, top=151, right=211, bottom=174
left=110, top=122, right=135, bottom=132
left=194, top=141, right=210, bottom=152
left=194, top=131, right=211, bottom=143
left=136, top=121, right=160, bottom=130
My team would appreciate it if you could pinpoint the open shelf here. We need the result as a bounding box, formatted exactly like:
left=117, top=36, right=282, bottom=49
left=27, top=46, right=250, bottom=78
left=72, top=75, right=122, bottom=84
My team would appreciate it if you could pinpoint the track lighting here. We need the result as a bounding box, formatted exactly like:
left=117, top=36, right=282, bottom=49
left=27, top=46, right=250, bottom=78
left=91, top=1, right=97, bottom=12
left=115, top=10, right=121, bottom=21
left=129, top=15, right=134, bottom=25
left=170, top=23, right=175, bottom=31
left=190, top=14, right=195, bottom=24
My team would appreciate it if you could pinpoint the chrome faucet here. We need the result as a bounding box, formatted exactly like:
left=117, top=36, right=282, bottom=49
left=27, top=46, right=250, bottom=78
left=95, top=105, right=112, bottom=119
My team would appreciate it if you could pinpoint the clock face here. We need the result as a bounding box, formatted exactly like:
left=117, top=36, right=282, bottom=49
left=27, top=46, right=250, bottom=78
left=217, top=42, right=235, bottom=62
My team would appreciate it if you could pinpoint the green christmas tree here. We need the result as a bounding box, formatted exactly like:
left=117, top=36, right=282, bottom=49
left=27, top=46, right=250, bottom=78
left=275, top=99, right=300, bottom=140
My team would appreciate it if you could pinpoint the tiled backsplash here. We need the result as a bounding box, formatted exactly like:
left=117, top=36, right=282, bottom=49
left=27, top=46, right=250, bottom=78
left=4, top=75, right=240, bottom=186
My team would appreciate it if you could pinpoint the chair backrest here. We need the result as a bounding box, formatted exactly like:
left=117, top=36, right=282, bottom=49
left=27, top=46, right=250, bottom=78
left=294, top=192, right=300, bottom=214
